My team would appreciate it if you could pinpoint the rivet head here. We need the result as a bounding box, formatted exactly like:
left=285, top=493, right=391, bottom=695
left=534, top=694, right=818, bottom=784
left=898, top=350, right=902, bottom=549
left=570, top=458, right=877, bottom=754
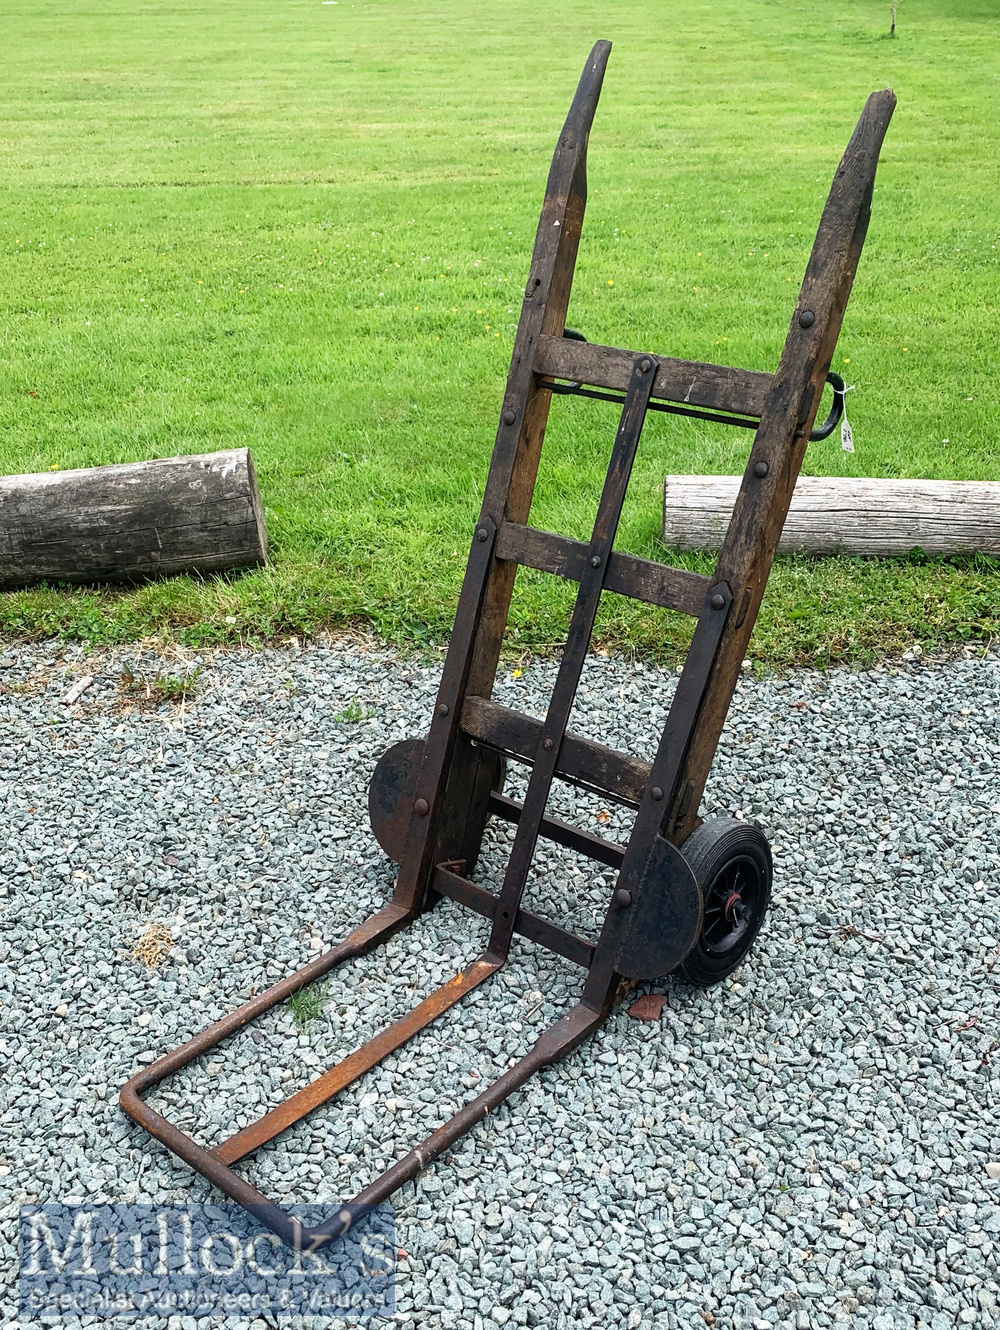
left=414, top=798, right=429, bottom=816
left=476, top=527, right=489, bottom=543
left=590, top=555, right=601, bottom=568
left=798, top=310, right=815, bottom=329
left=650, top=786, right=664, bottom=801
left=638, top=358, right=653, bottom=374
left=542, top=737, right=554, bottom=751
left=710, top=592, right=726, bottom=611
left=502, top=409, right=516, bottom=426
left=436, top=702, right=449, bottom=717
left=614, top=888, right=633, bottom=909
left=753, top=460, right=769, bottom=479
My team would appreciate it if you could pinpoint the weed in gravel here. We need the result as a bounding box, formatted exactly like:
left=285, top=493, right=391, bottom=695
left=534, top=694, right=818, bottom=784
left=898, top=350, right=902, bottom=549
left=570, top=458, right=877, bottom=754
left=333, top=699, right=369, bottom=723
left=132, top=923, right=173, bottom=968
left=289, top=981, right=327, bottom=1031
left=119, top=666, right=202, bottom=707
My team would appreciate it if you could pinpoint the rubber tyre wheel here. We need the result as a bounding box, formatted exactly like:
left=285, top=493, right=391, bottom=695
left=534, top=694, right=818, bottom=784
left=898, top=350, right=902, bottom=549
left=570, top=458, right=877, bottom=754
left=677, top=818, right=772, bottom=987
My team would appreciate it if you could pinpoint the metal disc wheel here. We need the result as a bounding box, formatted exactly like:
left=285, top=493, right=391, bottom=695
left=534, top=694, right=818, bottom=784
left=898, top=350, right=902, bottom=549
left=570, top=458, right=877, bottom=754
left=677, top=818, right=772, bottom=986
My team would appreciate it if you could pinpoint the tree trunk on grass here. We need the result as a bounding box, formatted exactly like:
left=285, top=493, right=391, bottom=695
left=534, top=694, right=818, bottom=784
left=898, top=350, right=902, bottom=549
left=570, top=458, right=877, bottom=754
left=0, top=448, right=268, bottom=590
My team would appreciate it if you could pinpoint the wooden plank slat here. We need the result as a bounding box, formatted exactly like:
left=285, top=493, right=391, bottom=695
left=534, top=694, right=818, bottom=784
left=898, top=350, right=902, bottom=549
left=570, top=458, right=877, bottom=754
left=534, top=334, right=774, bottom=418
left=497, top=521, right=583, bottom=579
left=497, top=521, right=708, bottom=615
left=461, top=694, right=650, bottom=806
left=663, top=475, right=1000, bottom=556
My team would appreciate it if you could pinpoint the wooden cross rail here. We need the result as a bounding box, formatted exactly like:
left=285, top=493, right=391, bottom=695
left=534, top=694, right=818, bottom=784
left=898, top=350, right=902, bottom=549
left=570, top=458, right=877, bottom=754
left=461, top=693, right=650, bottom=805
left=495, top=521, right=709, bottom=615
left=534, top=334, right=775, bottom=418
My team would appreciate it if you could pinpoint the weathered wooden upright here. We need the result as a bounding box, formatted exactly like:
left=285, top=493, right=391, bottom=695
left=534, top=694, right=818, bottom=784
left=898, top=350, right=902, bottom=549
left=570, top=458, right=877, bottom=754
left=121, top=42, right=895, bottom=1250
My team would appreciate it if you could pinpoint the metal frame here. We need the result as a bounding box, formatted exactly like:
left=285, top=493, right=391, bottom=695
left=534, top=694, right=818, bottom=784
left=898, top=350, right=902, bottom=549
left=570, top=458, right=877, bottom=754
left=120, top=42, right=895, bottom=1251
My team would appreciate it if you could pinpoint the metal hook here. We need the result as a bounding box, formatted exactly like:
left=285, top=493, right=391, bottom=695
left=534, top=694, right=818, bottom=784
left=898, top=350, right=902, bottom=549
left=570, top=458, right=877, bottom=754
left=809, top=372, right=847, bottom=442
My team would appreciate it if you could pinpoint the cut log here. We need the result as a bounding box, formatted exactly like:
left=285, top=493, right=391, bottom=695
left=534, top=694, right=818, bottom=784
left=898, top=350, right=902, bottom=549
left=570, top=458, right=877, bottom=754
left=663, top=475, right=1000, bottom=556
left=0, top=448, right=267, bottom=590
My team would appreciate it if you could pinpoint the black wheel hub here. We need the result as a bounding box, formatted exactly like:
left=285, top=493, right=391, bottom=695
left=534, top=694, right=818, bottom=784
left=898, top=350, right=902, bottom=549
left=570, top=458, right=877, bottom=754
left=701, top=855, right=763, bottom=957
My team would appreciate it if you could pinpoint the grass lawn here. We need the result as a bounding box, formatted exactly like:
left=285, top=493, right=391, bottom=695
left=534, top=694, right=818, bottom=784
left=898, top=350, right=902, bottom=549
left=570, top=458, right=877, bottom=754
left=1, top=0, right=998, bottom=666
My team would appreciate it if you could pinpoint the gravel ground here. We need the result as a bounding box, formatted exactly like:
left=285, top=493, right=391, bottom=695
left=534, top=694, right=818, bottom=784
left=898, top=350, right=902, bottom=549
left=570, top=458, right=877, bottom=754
left=1, top=637, right=999, bottom=1330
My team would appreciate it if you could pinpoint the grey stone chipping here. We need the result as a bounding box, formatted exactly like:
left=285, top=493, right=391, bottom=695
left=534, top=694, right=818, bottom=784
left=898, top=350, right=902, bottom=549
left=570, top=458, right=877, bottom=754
left=0, top=637, right=998, bottom=1329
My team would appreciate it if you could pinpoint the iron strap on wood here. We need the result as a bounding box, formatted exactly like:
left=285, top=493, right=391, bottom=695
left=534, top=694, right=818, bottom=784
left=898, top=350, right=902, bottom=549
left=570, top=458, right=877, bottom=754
left=391, top=516, right=499, bottom=913
left=465, top=41, right=612, bottom=704
left=545, top=379, right=760, bottom=430
left=584, top=579, right=734, bottom=1003
left=485, top=355, right=659, bottom=961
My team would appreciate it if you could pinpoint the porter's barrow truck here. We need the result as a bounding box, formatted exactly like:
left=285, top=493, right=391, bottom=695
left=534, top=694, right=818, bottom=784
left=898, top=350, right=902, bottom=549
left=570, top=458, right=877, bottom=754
left=121, top=42, right=895, bottom=1250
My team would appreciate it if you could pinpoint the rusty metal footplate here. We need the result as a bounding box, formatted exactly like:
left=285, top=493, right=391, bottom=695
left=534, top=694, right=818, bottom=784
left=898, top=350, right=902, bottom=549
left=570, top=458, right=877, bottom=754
left=119, top=44, right=895, bottom=1250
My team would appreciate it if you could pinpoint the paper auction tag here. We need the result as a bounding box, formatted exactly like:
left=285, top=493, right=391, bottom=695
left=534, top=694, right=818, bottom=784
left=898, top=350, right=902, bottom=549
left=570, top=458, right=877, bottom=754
left=841, top=384, right=856, bottom=452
